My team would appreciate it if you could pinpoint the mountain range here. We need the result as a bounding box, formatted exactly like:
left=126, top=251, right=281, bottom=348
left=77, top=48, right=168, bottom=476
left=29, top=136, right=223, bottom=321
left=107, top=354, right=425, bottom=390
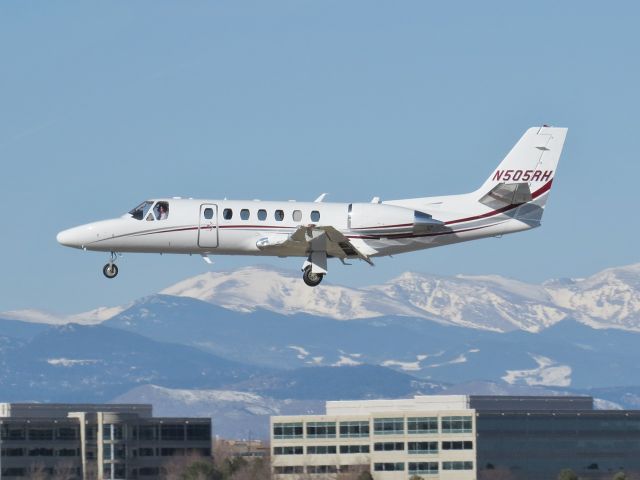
left=1, top=262, right=639, bottom=438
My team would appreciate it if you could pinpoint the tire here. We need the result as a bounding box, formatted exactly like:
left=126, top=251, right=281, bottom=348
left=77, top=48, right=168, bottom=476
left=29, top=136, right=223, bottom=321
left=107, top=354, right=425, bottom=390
left=302, top=266, right=323, bottom=287
left=103, top=263, right=119, bottom=279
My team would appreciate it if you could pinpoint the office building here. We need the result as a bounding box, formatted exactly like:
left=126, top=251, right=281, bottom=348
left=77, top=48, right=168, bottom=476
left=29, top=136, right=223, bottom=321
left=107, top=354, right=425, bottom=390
left=271, top=395, right=640, bottom=479
left=0, top=403, right=211, bottom=480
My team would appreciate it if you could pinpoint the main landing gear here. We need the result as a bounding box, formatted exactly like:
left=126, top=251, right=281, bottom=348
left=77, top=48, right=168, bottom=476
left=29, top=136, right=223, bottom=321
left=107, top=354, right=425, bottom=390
left=302, top=252, right=327, bottom=287
left=103, top=252, right=119, bottom=279
left=303, top=265, right=324, bottom=287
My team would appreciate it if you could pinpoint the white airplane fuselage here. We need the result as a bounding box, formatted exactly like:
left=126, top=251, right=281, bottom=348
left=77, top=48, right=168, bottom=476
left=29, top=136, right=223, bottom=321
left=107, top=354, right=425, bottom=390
left=57, top=126, right=567, bottom=286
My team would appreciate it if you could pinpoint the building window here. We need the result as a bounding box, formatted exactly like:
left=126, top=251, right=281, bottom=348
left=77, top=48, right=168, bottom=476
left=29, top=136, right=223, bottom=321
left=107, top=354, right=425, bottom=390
left=408, top=416, right=438, bottom=434
left=408, top=441, right=438, bottom=454
left=339, top=445, right=370, bottom=454
left=138, top=467, right=160, bottom=476
left=273, top=446, right=303, bottom=455
left=274, top=466, right=303, bottom=474
left=138, top=448, right=154, bottom=457
left=186, top=424, right=210, bottom=441
left=374, top=442, right=404, bottom=452
left=307, top=466, right=338, bottom=474
left=29, top=448, right=54, bottom=456
left=275, top=209, right=285, bottom=221
left=258, top=209, right=267, bottom=221
left=6, top=428, right=25, bottom=440
left=161, top=447, right=185, bottom=456
left=340, top=421, right=370, bottom=438
left=307, top=445, right=337, bottom=454
left=409, top=462, right=439, bottom=475
left=442, top=440, right=473, bottom=450
left=57, top=427, right=78, bottom=440
left=240, top=209, right=250, bottom=220
left=273, top=423, right=303, bottom=439
left=161, top=424, right=185, bottom=441
left=292, top=210, right=302, bottom=222
left=441, top=416, right=472, bottom=433
left=4, top=448, right=24, bottom=456
left=374, top=418, right=404, bottom=435
left=374, top=463, right=405, bottom=471
left=310, top=210, right=320, bottom=222
left=223, top=208, right=233, bottom=220
left=28, top=429, right=54, bottom=441
left=306, top=422, right=336, bottom=438
left=57, top=448, right=78, bottom=457
left=137, top=425, right=156, bottom=440
left=443, top=461, right=474, bottom=470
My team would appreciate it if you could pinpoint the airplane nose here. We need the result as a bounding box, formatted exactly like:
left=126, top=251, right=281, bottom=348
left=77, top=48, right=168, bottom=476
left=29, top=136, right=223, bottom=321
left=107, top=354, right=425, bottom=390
left=56, top=227, right=84, bottom=248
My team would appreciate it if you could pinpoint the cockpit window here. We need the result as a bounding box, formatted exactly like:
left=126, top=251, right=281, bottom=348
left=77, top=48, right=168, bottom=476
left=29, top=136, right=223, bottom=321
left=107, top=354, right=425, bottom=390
left=129, top=201, right=154, bottom=221
left=154, top=201, right=169, bottom=220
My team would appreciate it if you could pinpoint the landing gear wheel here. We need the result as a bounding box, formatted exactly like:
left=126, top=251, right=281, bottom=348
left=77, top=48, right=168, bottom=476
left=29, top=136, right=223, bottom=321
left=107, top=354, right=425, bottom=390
left=103, top=263, right=119, bottom=279
left=303, top=266, right=323, bottom=287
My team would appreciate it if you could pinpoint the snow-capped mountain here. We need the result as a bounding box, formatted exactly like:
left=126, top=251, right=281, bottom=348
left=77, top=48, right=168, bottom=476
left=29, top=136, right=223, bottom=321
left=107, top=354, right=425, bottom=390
left=4, top=262, right=640, bottom=332
left=544, top=263, right=640, bottom=330
left=161, top=263, right=640, bottom=332
left=160, top=266, right=423, bottom=320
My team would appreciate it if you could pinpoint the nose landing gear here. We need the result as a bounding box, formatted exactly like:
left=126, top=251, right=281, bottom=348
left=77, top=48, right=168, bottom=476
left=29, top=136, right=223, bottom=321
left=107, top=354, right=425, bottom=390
left=103, top=252, right=120, bottom=279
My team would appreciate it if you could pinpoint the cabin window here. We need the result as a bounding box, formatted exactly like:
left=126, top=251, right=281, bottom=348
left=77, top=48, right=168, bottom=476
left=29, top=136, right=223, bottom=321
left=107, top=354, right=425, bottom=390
left=240, top=209, right=250, bottom=220
left=310, top=210, right=320, bottom=222
left=275, top=210, right=285, bottom=221
left=223, top=208, right=233, bottom=220
left=258, top=209, right=267, bottom=221
left=154, top=201, right=169, bottom=220
left=129, top=201, right=154, bottom=221
left=146, top=213, right=154, bottom=221
left=203, top=208, right=214, bottom=220
left=292, top=210, right=302, bottom=222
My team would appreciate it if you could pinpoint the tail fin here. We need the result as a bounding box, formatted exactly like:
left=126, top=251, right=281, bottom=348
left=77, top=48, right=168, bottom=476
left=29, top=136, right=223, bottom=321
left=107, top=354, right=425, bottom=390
left=476, top=126, right=568, bottom=203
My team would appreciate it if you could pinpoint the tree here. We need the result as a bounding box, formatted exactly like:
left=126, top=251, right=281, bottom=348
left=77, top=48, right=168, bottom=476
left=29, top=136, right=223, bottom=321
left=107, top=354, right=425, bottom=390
left=557, top=469, right=578, bottom=480
left=613, top=473, right=628, bottom=480
left=52, top=460, right=79, bottom=480
left=182, top=460, right=222, bottom=480
left=26, top=462, right=50, bottom=480
left=409, top=476, right=424, bottom=480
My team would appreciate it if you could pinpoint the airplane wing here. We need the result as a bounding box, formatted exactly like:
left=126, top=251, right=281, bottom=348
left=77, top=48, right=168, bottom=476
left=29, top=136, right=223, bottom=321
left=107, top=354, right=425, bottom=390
left=256, top=226, right=374, bottom=265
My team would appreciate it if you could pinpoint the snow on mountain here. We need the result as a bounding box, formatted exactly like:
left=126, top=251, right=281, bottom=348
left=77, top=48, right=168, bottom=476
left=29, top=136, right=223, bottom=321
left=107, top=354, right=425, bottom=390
left=1, top=305, right=126, bottom=325
left=544, top=263, right=640, bottom=330
left=502, top=354, right=572, bottom=387
left=5, top=262, right=640, bottom=333
left=161, top=266, right=422, bottom=320
left=159, top=262, right=640, bottom=332
left=366, top=272, right=567, bottom=332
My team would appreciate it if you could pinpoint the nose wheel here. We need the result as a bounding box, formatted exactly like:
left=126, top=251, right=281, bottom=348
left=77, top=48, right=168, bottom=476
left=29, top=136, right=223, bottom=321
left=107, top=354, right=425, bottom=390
left=302, top=265, right=324, bottom=287
left=103, top=252, right=120, bottom=279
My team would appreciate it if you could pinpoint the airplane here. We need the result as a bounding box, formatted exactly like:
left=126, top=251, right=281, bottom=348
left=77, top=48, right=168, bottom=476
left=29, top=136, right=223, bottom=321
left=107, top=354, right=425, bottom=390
left=57, top=126, right=567, bottom=287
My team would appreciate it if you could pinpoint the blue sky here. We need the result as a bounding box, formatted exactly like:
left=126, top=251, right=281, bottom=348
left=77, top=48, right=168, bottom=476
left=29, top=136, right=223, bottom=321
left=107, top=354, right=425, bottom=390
left=1, top=1, right=638, bottom=314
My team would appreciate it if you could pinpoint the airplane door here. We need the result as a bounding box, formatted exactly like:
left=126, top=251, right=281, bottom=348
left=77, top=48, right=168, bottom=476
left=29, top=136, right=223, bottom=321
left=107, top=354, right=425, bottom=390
left=198, top=204, right=218, bottom=248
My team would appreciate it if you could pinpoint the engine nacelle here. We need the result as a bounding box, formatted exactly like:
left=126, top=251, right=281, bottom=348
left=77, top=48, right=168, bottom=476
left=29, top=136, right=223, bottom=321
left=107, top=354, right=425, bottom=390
left=348, top=203, right=441, bottom=236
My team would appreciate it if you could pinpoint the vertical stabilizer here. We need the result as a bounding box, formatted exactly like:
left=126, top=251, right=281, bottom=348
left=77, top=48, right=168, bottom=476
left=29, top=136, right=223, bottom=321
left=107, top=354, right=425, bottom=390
left=476, top=126, right=568, bottom=202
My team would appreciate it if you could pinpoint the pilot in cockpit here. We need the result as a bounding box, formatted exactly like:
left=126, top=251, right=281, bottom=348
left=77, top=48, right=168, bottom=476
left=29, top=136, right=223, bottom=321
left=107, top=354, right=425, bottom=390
left=156, top=202, right=169, bottom=220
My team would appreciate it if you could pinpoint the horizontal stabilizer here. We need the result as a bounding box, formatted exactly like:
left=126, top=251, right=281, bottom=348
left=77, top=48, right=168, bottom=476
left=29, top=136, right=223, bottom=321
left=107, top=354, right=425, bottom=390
left=480, top=182, right=532, bottom=209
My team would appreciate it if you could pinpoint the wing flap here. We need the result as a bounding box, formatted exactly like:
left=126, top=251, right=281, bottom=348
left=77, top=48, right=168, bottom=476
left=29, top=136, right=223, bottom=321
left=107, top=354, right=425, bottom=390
left=257, top=226, right=375, bottom=265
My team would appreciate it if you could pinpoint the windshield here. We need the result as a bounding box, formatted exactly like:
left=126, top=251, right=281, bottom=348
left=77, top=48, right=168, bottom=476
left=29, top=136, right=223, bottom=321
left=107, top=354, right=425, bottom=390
left=128, top=201, right=154, bottom=220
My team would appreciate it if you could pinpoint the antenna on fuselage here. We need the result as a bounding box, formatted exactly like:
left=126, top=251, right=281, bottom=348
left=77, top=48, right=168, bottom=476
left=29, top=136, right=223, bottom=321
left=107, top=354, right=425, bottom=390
left=314, top=193, right=328, bottom=202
